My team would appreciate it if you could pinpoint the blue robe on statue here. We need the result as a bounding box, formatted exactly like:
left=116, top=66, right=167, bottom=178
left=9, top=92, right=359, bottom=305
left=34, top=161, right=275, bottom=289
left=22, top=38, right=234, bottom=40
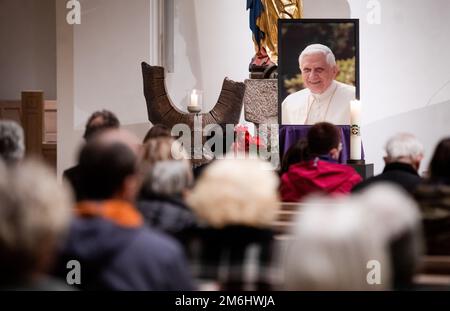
left=246, top=0, right=265, bottom=47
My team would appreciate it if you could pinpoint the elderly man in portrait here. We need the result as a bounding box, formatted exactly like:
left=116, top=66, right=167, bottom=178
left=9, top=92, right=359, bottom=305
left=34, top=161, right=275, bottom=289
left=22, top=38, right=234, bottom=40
left=282, top=44, right=356, bottom=125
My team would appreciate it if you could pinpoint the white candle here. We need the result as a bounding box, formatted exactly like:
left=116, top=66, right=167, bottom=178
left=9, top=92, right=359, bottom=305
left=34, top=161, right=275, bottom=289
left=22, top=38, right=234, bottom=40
left=350, top=100, right=362, bottom=160
left=190, top=89, right=198, bottom=107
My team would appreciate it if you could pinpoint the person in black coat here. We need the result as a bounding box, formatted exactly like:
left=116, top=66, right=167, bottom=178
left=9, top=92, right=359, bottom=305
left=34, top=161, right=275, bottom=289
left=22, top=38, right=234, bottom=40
left=137, top=160, right=198, bottom=245
left=415, top=137, right=450, bottom=255
left=55, top=130, right=194, bottom=290
left=353, top=133, right=424, bottom=195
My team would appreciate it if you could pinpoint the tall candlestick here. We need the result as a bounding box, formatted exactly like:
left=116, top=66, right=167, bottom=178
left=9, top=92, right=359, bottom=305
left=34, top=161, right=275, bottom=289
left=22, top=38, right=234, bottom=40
left=350, top=99, right=361, bottom=160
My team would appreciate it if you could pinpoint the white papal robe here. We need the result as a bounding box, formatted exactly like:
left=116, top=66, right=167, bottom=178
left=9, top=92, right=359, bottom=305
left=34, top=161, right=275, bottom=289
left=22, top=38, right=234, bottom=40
left=281, top=80, right=355, bottom=125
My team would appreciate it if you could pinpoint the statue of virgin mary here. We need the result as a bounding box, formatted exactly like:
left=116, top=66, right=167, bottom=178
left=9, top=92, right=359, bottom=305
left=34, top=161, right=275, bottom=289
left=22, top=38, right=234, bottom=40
left=247, top=0, right=303, bottom=77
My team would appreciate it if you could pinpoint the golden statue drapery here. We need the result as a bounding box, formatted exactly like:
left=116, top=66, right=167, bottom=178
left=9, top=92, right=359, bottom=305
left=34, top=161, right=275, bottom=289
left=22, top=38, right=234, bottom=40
left=254, top=0, right=303, bottom=65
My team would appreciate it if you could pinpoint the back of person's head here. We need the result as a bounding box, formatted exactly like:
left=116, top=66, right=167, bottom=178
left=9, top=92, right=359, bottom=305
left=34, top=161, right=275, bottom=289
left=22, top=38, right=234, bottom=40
left=143, top=123, right=171, bottom=143
left=187, top=158, right=279, bottom=228
left=384, top=133, right=424, bottom=168
left=140, top=160, right=193, bottom=198
left=95, top=128, right=142, bottom=155
left=280, top=139, right=310, bottom=174
left=83, top=110, right=120, bottom=141
left=0, top=120, right=25, bottom=164
left=78, top=139, right=138, bottom=201
left=307, top=122, right=340, bottom=157
left=0, top=160, right=72, bottom=287
left=141, top=137, right=189, bottom=167
left=429, top=137, right=450, bottom=183
left=284, top=197, right=389, bottom=290
left=354, top=183, right=423, bottom=289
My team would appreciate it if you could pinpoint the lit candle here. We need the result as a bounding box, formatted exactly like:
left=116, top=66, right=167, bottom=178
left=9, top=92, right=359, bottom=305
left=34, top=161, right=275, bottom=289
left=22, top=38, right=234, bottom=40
left=350, top=99, right=362, bottom=160
left=187, top=89, right=202, bottom=114
left=190, top=89, right=198, bottom=107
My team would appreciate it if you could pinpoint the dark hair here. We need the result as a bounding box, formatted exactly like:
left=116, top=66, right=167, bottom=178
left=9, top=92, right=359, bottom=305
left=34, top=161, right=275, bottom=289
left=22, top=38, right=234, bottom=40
left=389, top=227, right=422, bottom=290
left=429, top=137, right=450, bottom=183
left=143, top=123, right=171, bottom=143
left=307, top=122, right=340, bottom=156
left=280, top=139, right=310, bottom=175
left=83, top=110, right=120, bottom=141
left=78, top=142, right=137, bottom=200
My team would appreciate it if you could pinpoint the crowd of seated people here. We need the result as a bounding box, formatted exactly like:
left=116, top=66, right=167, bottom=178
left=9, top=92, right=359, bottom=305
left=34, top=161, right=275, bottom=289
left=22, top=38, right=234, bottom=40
left=1, top=113, right=450, bottom=291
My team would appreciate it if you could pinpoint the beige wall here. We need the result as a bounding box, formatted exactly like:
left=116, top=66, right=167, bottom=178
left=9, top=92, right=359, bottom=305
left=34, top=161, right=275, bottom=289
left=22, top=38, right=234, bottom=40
left=0, top=0, right=56, bottom=100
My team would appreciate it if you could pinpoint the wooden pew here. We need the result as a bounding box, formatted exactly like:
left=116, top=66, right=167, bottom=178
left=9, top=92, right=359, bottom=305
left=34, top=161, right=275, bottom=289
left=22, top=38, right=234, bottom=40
left=0, top=91, right=57, bottom=169
left=414, top=256, right=450, bottom=288
left=273, top=202, right=302, bottom=235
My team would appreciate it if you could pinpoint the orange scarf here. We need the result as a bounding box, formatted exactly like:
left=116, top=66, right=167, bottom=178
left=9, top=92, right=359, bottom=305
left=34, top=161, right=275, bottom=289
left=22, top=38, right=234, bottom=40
left=75, top=200, right=143, bottom=228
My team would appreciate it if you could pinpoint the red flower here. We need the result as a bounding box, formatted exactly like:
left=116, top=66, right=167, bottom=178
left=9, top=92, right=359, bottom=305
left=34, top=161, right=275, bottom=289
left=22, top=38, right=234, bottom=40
left=232, top=124, right=265, bottom=155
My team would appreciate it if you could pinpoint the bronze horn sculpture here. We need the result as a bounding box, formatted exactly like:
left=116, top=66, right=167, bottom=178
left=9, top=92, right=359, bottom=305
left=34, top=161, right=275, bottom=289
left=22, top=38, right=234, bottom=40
left=141, top=62, right=245, bottom=132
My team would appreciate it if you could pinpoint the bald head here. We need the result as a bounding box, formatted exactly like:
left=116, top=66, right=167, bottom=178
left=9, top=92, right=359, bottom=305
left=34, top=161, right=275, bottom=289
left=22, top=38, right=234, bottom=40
left=78, top=128, right=142, bottom=201
left=94, top=128, right=141, bottom=155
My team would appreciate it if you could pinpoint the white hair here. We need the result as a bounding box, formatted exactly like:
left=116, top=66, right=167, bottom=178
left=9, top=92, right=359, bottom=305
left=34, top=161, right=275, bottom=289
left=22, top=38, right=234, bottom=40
left=0, top=160, right=73, bottom=283
left=0, top=120, right=25, bottom=164
left=298, top=44, right=336, bottom=68
left=284, top=196, right=390, bottom=290
left=385, top=133, right=424, bottom=161
left=353, top=183, right=423, bottom=288
left=355, top=183, right=421, bottom=241
left=187, top=158, right=280, bottom=228
left=141, top=160, right=193, bottom=197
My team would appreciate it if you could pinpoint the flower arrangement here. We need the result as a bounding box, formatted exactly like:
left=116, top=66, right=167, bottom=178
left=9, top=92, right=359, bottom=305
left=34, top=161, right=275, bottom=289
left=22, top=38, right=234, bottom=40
left=232, top=124, right=266, bottom=156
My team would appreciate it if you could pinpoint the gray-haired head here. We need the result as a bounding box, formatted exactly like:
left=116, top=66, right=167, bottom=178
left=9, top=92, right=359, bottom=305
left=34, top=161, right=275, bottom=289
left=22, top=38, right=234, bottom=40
left=284, top=196, right=390, bottom=290
left=0, top=120, right=25, bottom=164
left=141, top=160, right=193, bottom=198
left=0, top=160, right=72, bottom=285
left=384, top=133, right=424, bottom=165
left=298, top=44, right=337, bottom=67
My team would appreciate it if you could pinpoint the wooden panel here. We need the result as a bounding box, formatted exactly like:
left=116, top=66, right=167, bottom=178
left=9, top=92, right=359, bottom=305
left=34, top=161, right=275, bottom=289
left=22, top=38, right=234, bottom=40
left=2, top=95, right=57, bottom=170
left=0, top=100, right=22, bottom=123
left=44, top=100, right=57, bottom=142
left=42, top=142, right=57, bottom=170
left=22, top=91, right=44, bottom=156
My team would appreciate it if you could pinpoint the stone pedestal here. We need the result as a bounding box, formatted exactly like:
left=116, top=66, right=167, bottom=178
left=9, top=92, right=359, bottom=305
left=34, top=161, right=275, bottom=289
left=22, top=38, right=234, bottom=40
left=243, top=79, right=280, bottom=168
left=243, top=79, right=278, bottom=125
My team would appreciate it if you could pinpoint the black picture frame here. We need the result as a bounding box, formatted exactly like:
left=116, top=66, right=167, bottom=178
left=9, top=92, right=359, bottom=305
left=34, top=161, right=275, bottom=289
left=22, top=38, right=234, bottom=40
left=277, top=18, right=360, bottom=125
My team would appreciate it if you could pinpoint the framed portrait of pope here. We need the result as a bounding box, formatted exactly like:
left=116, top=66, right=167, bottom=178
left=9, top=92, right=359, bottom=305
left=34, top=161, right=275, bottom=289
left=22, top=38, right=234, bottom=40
left=278, top=19, right=360, bottom=125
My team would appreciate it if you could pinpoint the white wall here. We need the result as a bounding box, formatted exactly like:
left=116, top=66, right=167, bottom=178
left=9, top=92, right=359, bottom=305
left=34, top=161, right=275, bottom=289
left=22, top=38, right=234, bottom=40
left=166, top=0, right=254, bottom=112
left=71, top=0, right=253, bottom=127
left=73, top=0, right=150, bottom=128
left=346, top=0, right=450, bottom=173
left=0, top=0, right=56, bottom=100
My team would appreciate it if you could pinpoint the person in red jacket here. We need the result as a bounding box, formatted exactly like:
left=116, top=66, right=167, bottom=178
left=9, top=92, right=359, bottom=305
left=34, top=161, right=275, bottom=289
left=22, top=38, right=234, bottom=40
left=280, top=122, right=362, bottom=202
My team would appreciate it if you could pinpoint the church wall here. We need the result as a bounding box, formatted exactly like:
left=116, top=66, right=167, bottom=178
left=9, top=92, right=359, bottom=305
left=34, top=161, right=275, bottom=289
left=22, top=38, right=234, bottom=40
left=0, top=0, right=56, bottom=100
left=347, top=0, right=450, bottom=174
